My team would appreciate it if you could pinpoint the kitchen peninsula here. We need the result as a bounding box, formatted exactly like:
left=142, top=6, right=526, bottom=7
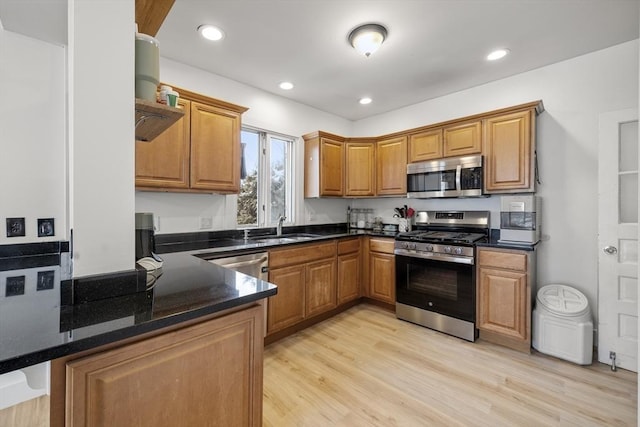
left=0, top=247, right=276, bottom=426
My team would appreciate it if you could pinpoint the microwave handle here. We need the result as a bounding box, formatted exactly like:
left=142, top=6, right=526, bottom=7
left=455, top=164, right=462, bottom=190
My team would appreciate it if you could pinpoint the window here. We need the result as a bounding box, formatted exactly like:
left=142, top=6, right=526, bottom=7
left=237, top=128, right=294, bottom=227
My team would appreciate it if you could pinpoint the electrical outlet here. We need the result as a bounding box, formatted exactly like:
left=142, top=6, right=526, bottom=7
left=38, top=218, right=55, bottom=237
left=37, top=270, right=55, bottom=291
left=6, top=276, right=25, bottom=297
left=199, top=217, right=213, bottom=229
left=6, top=217, right=25, bottom=237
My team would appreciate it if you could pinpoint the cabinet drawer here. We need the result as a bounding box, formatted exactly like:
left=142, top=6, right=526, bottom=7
left=338, top=238, right=360, bottom=255
left=478, top=249, right=527, bottom=271
left=369, top=238, right=395, bottom=254
left=269, top=241, right=336, bottom=269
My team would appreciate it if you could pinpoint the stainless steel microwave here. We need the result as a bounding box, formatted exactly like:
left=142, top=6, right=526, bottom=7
left=406, top=155, right=483, bottom=198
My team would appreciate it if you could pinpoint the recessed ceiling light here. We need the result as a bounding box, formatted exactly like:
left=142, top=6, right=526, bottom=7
left=487, top=48, right=510, bottom=61
left=279, top=82, right=294, bottom=90
left=359, top=97, right=372, bottom=105
left=198, top=25, right=225, bottom=41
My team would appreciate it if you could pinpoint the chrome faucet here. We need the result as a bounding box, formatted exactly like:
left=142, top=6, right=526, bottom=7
left=276, top=214, right=286, bottom=236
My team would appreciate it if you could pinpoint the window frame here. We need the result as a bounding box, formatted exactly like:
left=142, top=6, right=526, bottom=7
left=238, top=126, right=295, bottom=229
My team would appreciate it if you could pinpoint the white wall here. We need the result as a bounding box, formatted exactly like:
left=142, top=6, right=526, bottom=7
left=135, top=58, right=353, bottom=234
left=68, top=0, right=135, bottom=276
left=353, top=40, right=640, bottom=326
left=0, top=29, right=66, bottom=245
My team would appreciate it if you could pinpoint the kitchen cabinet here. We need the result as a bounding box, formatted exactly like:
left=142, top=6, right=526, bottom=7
left=303, top=131, right=345, bottom=197
left=52, top=304, right=264, bottom=427
left=366, top=237, right=396, bottom=305
left=443, top=120, right=482, bottom=157
left=135, top=85, right=248, bottom=194
left=483, top=109, right=535, bottom=193
left=408, top=129, right=443, bottom=162
left=476, top=247, right=535, bottom=353
left=267, top=241, right=337, bottom=334
left=135, top=97, right=190, bottom=189
left=345, top=139, right=376, bottom=196
left=337, top=238, right=362, bottom=305
left=376, top=136, right=407, bottom=195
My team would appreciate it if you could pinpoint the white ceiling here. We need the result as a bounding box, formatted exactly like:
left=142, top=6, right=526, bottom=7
left=0, top=0, right=638, bottom=121
left=156, top=0, right=639, bottom=120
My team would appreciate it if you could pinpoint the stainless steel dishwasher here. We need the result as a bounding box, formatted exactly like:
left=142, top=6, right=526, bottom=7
left=208, top=252, right=269, bottom=336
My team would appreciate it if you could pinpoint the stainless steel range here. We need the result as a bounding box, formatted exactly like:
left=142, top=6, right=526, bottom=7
left=394, top=211, right=490, bottom=341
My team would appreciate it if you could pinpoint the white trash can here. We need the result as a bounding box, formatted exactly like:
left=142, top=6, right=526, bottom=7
left=532, top=284, right=593, bottom=365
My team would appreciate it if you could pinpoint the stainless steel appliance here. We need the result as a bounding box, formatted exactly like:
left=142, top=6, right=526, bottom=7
left=394, top=211, right=490, bottom=341
left=406, top=155, right=483, bottom=198
left=499, top=195, right=541, bottom=245
left=208, top=252, right=269, bottom=336
left=135, top=212, right=162, bottom=269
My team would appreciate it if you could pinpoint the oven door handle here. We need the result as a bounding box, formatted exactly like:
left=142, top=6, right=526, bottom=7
left=394, top=249, right=474, bottom=265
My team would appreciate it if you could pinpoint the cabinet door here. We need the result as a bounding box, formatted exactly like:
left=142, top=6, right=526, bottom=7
left=190, top=101, right=241, bottom=192
left=408, top=129, right=443, bottom=162
left=337, top=252, right=361, bottom=305
left=267, top=265, right=306, bottom=334
left=443, top=121, right=482, bottom=157
left=65, top=306, right=263, bottom=427
left=135, top=98, right=191, bottom=189
left=345, top=141, right=375, bottom=196
left=369, top=252, right=395, bottom=304
left=320, top=137, right=344, bottom=196
left=483, top=110, right=533, bottom=193
left=376, top=136, right=407, bottom=195
left=306, top=258, right=337, bottom=317
left=477, top=267, right=528, bottom=341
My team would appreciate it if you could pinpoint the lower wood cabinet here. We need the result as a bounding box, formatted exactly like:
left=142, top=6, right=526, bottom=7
left=366, top=237, right=396, bottom=304
left=476, top=247, right=534, bottom=353
left=267, top=241, right=337, bottom=335
left=53, top=304, right=264, bottom=427
left=337, top=238, right=361, bottom=305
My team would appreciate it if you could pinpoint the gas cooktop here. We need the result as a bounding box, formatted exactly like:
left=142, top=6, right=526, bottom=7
left=396, top=230, right=487, bottom=245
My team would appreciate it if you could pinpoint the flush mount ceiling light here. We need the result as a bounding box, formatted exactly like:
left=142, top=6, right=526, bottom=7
left=279, top=81, right=294, bottom=90
left=359, top=97, right=372, bottom=105
left=198, top=25, right=225, bottom=41
left=487, top=48, right=510, bottom=61
left=348, top=23, right=388, bottom=57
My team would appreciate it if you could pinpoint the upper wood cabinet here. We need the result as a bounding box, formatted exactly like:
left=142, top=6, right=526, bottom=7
left=345, top=139, right=376, bottom=196
left=135, top=85, right=247, bottom=194
left=483, top=109, right=535, bottom=193
left=303, top=132, right=345, bottom=197
left=376, top=136, right=407, bottom=195
left=190, top=101, right=242, bottom=192
left=408, top=129, right=443, bottom=162
left=443, top=120, right=482, bottom=157
left=135, top=97, right=190, bottom=189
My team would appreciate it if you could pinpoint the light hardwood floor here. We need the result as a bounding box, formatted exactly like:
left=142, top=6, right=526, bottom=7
left=263, top=304, right=637, bottom=427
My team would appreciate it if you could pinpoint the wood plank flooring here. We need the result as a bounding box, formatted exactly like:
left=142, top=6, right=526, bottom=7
left=263, top=304, right=637, bottom=427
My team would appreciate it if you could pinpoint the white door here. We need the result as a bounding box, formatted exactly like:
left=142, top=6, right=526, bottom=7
left=597, top=108, right=638, bottom=372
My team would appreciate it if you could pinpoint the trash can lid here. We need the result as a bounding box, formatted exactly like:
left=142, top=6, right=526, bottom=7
left=536, top=284, right=590, bottom=317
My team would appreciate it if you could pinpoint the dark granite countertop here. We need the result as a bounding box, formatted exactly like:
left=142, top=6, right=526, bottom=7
left=0, top=251, right=276, bottom=375
left=0, top=226, right=398, bottom=374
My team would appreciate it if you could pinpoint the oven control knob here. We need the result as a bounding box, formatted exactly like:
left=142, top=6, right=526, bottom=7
left=444, top=246, right=452, bottom=254
left=453, top=247, right=463, bottom=255
left=425, top=244, right=434, bottom=252
left=410, top=243, right=417, bottom=250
